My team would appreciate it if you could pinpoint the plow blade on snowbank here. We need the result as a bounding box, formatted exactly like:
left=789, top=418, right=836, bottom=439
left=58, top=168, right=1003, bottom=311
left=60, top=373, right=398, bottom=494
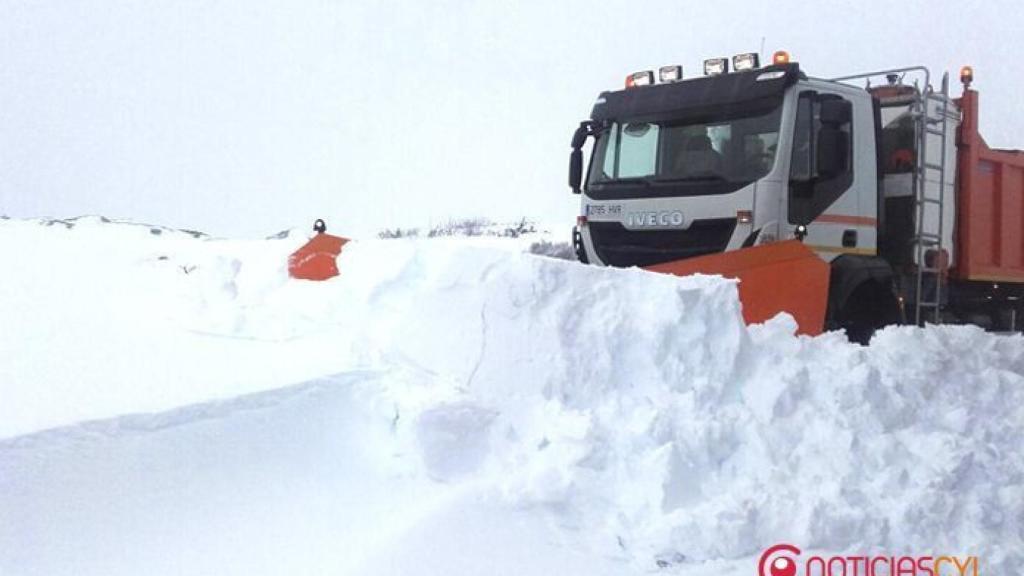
left=287, top=220, right=828, bottom=335
left=645, top=240, right=830, bottom=335
left=287, top=220, right=350, bottom=281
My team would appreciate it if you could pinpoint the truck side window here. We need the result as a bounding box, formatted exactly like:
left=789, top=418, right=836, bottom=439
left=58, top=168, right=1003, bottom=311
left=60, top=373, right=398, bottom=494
left=789, top=92, right=854, bottom=224
left=880, top=109, right=915, bottom=174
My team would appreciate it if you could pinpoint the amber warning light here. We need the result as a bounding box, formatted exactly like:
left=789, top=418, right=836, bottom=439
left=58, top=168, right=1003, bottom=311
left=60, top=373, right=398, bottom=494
left=960, top=65, right=974, bottom=87
left=772, top=50, right=790, bottom=65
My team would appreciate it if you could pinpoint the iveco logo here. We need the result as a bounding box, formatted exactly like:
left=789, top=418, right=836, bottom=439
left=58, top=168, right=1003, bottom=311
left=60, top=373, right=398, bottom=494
left=625, top=211, right=685, bottom=228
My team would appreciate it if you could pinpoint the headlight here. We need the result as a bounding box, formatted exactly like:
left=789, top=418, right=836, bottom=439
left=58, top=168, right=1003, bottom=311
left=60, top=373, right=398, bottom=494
left=733, top=52, right=761, bottom=71
left=658, top=65, right=683, bottom=83
left=704, top=58, right=728, bottom=76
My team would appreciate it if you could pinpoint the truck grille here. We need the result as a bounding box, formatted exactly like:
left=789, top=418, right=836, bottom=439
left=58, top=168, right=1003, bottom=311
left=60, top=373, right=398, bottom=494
left=588, top=218, right=737, bottom=268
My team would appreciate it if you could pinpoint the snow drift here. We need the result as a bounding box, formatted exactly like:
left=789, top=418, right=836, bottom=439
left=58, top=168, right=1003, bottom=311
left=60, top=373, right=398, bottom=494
left=0, top=217, right=1022, bottom=574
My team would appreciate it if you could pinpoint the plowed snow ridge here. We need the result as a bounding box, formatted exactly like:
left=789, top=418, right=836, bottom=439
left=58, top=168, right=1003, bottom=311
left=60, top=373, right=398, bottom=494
left=0, top=218, right=1022, bottom=575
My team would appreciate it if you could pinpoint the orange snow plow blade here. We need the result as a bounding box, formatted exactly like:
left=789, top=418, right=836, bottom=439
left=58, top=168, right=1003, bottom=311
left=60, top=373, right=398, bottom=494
left=645, top=240, right=830, bottom=335
left=288, top=221, right=350, bottom=281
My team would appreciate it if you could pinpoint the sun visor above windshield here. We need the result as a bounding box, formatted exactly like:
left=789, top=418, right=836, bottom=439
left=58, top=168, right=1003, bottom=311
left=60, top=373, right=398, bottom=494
left=591, top=63, right=802, bottom=123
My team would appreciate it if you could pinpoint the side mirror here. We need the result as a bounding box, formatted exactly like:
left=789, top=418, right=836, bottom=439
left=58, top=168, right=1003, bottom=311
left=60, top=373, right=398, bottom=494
left=816, top=126, right=849, bottom=178
left=569, top=121, right=594, bottom=194
left=819, top=99, right=852, bottom=125
left=569, top=149, right=583, bottom=194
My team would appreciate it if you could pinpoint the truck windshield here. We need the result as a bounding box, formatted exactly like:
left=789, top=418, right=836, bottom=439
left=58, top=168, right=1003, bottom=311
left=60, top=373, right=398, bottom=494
left=586, top=105, right=783, bottom=193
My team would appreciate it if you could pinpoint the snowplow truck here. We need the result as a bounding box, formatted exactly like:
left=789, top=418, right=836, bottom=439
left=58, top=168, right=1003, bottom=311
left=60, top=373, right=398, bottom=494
left=569, top=52, right=1024, bottom=341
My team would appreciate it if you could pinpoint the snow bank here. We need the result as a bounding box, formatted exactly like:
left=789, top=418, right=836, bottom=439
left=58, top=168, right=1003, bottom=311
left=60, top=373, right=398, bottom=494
left=1, top=218, right=1022, bottom=574
left=322, top=240, right=1024, bottom=572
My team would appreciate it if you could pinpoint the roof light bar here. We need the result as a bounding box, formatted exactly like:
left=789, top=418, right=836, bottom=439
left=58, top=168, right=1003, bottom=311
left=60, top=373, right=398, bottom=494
left=704, top=58, right=729, bottom=76
left=733, top=53, right=760, bottom=71
left=625, top=70, right=654, bottom=88
left=658, top=65, right=683, bottom=83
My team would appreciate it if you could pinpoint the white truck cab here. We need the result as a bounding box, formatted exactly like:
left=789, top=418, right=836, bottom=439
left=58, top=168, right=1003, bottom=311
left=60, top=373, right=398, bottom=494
left=573, top=58, right=883, bottom=265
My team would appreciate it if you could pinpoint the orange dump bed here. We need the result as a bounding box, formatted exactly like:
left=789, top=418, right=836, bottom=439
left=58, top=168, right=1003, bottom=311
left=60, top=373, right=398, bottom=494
left=954, top=89, right=1024, bottom=283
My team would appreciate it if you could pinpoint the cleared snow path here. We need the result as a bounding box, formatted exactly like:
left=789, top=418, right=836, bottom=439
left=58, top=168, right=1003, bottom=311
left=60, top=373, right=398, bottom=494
left=0, top=369, right=629, bottom=576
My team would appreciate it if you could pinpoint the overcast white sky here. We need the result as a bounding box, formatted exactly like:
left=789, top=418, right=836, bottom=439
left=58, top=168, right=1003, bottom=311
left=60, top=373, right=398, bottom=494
left=1, top=0, right=1021, bottom=238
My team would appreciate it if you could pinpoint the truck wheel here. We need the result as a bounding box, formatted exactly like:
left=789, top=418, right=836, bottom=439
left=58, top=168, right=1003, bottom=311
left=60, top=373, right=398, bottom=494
left=829, top=281, right=901, bottom=345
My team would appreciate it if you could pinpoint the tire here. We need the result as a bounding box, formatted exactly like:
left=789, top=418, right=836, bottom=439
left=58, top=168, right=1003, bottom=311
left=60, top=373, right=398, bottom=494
left=829, top=280, right=902, bottom=345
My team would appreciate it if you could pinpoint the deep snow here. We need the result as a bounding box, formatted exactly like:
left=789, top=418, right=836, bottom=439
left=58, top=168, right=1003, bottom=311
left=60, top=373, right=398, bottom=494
left=0, top=217, right=1022, bottom=575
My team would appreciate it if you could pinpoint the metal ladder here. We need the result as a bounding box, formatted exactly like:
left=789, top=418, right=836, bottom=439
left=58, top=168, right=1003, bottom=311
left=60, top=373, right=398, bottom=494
left=912, top=73, right=952, bottom=326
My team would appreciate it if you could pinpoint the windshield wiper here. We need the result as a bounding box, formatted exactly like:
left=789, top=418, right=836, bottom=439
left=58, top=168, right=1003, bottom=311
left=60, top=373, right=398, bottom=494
left=652, top=174, right=728, bottom=183
left=590, top=177, right=652, bottom=187
left=593, top=174, right=731, bottom=187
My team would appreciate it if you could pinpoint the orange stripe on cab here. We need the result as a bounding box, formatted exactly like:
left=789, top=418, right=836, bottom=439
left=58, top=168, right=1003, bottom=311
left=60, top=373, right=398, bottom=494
left=816, top=214, right=877, bottom=227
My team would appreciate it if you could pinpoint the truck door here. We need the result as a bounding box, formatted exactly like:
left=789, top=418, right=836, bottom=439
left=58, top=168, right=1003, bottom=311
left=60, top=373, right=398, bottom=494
left=787, top=89, right=876, bottom=259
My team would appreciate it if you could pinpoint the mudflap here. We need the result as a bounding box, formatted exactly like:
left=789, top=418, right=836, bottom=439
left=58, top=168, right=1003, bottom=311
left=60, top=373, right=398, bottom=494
left=645, top=240, right=830, bottom=335
left=288, top=233, right=350, bottom=281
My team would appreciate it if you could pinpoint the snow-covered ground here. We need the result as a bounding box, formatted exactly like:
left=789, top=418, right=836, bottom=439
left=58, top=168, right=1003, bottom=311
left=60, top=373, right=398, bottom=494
left=1, top=217, right=1021, bottom=575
